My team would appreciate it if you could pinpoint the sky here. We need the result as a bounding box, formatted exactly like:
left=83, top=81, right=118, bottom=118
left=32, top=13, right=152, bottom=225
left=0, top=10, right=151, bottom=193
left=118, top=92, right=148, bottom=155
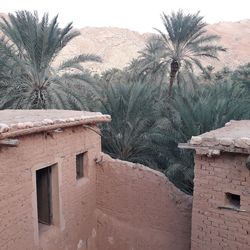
left=1, top=0, right=250, bottom=33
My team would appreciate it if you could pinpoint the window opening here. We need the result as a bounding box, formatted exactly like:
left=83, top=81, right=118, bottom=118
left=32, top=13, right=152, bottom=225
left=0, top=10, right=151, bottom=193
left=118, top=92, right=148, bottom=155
left=225, top=192, right=240, bottom=208
left=36, top=166, right=52, bottom=225
left=76, top=152, right=86, bottom=179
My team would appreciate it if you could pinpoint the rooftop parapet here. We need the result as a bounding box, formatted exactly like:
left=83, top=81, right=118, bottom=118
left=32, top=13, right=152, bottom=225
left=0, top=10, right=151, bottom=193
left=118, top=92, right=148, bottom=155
left=0, top=109, right=111, bottom=140
left=179, top=120, right=250, bottom=155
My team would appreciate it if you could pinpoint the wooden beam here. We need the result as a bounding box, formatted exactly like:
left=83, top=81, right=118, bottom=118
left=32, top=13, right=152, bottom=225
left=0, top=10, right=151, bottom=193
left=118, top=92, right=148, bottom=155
left=0, top=139, right=19, bottom=147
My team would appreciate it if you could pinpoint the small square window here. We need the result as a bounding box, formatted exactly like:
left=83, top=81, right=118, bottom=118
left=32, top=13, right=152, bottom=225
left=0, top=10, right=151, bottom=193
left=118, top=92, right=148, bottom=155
left=76, top=152, right=86, bottom=179
left=225, top=192, right=240, bottom=208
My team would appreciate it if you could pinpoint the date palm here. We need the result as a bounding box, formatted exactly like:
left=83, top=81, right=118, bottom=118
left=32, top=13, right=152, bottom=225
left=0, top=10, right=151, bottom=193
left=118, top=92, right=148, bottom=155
left=232, top=62, right=250, bottom=91
left=98, top=81, right=162, bottom=166
left=0, top=11, right=102, bottom=109
left=161, top=81, right=250, bottom=193
left=155, top=10, right=226, bottom=96
left=128, top=36, right=168, bottom=85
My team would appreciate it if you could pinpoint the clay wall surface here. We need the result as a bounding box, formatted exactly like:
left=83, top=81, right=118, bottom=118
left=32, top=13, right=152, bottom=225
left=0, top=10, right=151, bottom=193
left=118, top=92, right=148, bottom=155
left=1, top=124, right=193, bottom=250
left=192, top=153, right=250, bottom=250
left=0, top=126, right=100, bottom=250
left=96, top=154, right=192, bottom=250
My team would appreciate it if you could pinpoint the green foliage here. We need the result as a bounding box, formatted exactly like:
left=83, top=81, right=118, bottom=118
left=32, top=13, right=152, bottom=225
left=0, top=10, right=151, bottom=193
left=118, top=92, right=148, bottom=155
left=0, top=11, right=101, bottom=109
left=133, top=10, right=226, bottom=95
left=1, top=9, right=250, bottom=196
left=157, top=10, right=226, bottom=69
left=127, top=36, right=168, bottom=85
left=160, top=81, right=250, bottom=193
left=89, top=78, right=250, bottom=194
left=99, top=68, right=128, bottom=84
left=95, top=81, right=163, bottom=167
left=232, top=63, right=250, bottom=90
left=171, top=82, right=249, bottom=139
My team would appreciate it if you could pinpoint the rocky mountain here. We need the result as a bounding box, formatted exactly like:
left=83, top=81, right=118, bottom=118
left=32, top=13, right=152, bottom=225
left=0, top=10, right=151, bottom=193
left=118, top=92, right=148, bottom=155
left=1, top=12, right=250, bottom=73
left=54, top=20, right=250, bottom=73
left=53, top=27, right=152, bottom=73
left=204, top=20, right=250, bottom=70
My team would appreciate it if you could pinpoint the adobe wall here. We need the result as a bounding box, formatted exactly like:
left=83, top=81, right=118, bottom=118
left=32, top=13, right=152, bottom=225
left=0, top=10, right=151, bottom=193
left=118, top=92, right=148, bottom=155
left=96, top=154, right=192, bottom=250
left=192, top=153, right=250, bottom=250
left=0, top=126, right=100, bottom=250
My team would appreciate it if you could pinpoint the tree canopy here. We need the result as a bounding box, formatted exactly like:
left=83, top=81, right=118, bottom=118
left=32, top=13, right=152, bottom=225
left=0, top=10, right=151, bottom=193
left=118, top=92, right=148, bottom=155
left=135, top=10, right=226, bottom=95
left=0, top=11, right=102, bottom=109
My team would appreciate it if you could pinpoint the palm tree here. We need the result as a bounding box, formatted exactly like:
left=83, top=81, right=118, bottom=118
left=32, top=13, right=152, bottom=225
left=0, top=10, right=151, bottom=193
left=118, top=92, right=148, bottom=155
left=160, top=80, right=250, bottom=193
left=83, top=75, right=250, bottom=194
left=0, top=11, right=102, bottom=109
left=94, top=81, right=164, bottom=167
left=232, top=62, right=250, bottom=91
left=100, top=68, right=127, bottom=84
left=127, top=36, right=169, bottom=85
left=155, top=10, right=226, bottom=96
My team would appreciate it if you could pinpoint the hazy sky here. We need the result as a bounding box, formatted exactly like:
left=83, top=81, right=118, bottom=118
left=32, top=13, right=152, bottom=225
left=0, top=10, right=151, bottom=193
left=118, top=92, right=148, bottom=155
left=1, top=0, right=250, bottom=33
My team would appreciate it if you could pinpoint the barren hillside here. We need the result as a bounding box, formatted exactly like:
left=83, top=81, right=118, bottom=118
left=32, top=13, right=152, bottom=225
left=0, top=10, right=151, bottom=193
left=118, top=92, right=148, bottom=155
left=205, top=20, right=250, bottom=70
left=1, top=12, right=250, bottom=73
left=53, top=27, right=152, bottom=73
left=55, top=20, right=250, bottom=73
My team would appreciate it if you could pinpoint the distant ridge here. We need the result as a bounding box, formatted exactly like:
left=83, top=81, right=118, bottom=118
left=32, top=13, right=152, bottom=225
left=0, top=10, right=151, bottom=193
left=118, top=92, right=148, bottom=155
left=55, top=19, right=250, bottom=73
left=1, top=12, right=250, bottom=73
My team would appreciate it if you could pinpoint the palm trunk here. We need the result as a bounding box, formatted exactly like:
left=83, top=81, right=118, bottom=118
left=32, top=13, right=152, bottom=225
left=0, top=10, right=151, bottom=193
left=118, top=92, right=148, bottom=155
left=169, top=60, right=179, bottom=97
left=169, top=72, right=176, bottom=96
left=177, top=72, right=181, bottom=87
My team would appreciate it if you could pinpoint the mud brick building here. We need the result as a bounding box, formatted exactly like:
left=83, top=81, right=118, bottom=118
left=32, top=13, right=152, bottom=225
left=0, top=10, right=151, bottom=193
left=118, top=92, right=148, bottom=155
left=0, top=110, right=111, bottom=250
left=0, top=109, right=192, bottom=250
left=181, top=120, right=250, bottom=250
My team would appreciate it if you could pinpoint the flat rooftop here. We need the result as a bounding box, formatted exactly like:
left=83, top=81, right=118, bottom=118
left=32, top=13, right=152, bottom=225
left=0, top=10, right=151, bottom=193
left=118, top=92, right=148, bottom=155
left=0, top=109, right=111, bottom=139
left=179, top=120, right=250, bottom=155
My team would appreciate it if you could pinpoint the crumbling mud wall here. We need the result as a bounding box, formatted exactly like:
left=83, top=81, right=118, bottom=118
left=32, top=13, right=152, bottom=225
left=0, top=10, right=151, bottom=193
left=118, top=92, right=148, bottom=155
left=96, top=154, right=192, bottom=250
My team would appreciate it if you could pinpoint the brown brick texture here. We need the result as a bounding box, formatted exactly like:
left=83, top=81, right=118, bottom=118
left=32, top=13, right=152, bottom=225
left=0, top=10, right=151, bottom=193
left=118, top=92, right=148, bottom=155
left=192, top=153, right=250, bottom=250
left=0, top=126, right=100, bottom=250
left=96, top=154, right=192, bottom=250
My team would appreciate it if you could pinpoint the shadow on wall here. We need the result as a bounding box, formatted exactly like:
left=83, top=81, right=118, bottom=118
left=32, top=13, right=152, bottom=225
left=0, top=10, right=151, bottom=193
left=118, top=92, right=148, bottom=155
left=96, top=154, right=193, bottom=250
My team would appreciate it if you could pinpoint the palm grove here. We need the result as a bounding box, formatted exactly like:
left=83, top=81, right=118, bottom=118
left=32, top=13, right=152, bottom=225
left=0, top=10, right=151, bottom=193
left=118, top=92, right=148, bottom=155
left=1, top=10, right=250, bottom=194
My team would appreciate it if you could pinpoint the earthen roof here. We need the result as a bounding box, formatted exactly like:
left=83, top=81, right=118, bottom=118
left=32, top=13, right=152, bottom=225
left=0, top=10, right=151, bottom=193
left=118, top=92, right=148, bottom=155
left=179, top=120, right=250, bottom=155
left=0, top=109, right=111, bottom=139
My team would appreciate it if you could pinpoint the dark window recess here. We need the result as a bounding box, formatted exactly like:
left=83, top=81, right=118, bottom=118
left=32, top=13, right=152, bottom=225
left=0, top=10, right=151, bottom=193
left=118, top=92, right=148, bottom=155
left=36, top=166, right=52, bottom=225
left=225, top=192, right=240, bottom=208
left=76, top=152, right=86, bottom=179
